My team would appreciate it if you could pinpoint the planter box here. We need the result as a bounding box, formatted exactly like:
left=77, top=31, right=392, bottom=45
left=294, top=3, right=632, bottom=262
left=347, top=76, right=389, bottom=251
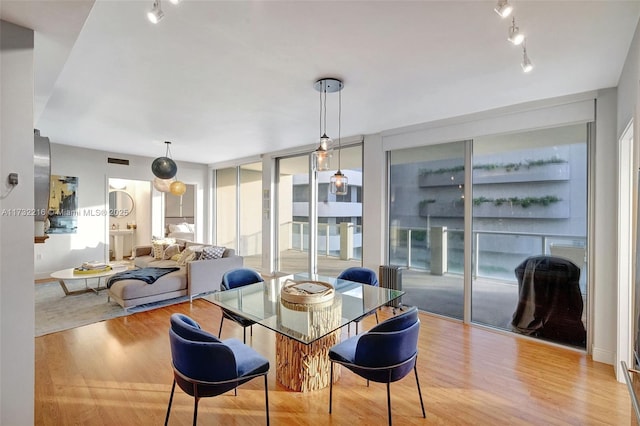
left=473, top=163, right=570, bottom=184
left=418, top=163, right=570, bottom=187
left=472, top=200, right=569, bottom=219
left=419, top=201, right=464, bottom=217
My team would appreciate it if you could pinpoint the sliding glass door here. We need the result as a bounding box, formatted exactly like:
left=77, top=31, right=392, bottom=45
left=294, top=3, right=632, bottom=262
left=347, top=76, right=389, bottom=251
left=387, top=124, right=589, bottom=348
left=471, top=125, right=588, bottom=348
left=389, top=142, right=466, bottom=320
left=215, top=162, right=263, bottom=271
left=276, top=144, right=363, bottom=276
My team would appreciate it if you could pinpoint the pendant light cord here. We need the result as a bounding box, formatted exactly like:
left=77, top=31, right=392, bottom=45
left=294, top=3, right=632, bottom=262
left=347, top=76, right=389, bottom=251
left=323, top=88, right=328, bottom=136
left=338, top=88, right=342, bottom=171
left=319, top=89, right=322, bottom=138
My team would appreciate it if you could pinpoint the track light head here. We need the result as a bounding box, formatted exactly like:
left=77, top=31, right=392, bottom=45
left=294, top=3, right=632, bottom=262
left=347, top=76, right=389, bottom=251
left=508, top=17, right=525, bottom=45
left=169, top=0, right=181, bottom=4
left=494, top=0, right=513, bottom=18
left=521, top=45, right=533, bottom=73
left=147, top=0, right=164, bottom=24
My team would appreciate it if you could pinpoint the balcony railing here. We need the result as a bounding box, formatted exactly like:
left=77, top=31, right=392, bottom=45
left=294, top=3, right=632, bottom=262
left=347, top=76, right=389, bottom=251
left=389, top=226, right=586, bottom=284
left=281, top=221, right=586, bottom=284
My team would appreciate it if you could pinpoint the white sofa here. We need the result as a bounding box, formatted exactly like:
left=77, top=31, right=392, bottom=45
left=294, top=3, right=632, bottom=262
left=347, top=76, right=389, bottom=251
left=107, top=241, right=243, bottom=309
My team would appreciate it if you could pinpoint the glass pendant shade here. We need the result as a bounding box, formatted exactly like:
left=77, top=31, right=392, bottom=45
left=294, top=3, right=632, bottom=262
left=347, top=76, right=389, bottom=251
left=313, top=136, right=332, bottom=171
left=330, top=171, right=348, bottom=195
left=169, top=180, right=187, bottom=196
left=153, top=177, right=175, bottom=192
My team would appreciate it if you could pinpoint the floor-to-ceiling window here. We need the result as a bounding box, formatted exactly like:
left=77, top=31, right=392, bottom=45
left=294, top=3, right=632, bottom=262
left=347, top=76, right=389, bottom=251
left=215, top=167, right=238, bottom=250
left=277, top=154, right=309, bottom=274
left=472, top=125, right=588, bottom=348
left=387, top=124, right=589, bottom=349
left=215, top=163, right=263, bottom=271
left=389, top=142, right=466, bottom=320
left=239, top=162, right=262, bottom=270
left=276, top=144, right=363, bottom=276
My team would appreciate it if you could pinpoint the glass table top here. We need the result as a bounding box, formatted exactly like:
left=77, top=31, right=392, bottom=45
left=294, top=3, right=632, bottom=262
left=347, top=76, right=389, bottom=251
left=203, top=272, right=404, bottom=344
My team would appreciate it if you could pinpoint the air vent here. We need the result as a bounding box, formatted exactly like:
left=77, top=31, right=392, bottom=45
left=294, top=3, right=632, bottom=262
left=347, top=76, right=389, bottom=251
left=107, top=157, right=129, bottom=165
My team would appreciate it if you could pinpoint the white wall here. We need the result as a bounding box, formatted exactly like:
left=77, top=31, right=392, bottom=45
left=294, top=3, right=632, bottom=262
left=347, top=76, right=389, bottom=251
left=34, top=144, right=210, bottom=278
left=592, top=88, right=619, bottom=365
left=0, top=20, right=35, bottom=426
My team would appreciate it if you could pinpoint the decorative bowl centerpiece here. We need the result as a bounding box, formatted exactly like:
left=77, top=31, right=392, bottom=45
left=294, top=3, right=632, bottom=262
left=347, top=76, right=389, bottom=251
left=280, top=279, right=334, bottom=305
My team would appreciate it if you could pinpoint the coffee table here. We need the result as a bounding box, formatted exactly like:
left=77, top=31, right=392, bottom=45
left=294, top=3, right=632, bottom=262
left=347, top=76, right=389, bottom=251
left=203, top=272, right=404, bottom=392
left=50, top=267, right=120, bottom=295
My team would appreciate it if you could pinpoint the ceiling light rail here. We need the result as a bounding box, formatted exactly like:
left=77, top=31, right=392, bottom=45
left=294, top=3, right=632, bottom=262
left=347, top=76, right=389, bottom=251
left=493, top=2, right=533, bottom=73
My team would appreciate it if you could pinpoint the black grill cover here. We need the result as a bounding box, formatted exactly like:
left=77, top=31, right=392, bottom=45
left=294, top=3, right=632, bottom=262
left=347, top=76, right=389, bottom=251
left=510, top=255, right=586, bottom=347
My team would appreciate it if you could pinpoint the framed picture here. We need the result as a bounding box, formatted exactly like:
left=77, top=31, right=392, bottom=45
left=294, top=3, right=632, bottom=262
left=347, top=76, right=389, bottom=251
left=46, top=175, right=78, bottom=234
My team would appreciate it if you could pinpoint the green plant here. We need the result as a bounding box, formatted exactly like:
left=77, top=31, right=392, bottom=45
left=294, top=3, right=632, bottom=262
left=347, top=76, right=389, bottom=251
left=471, top=195, right=561, bottom=208
left=418, top=199, right=436, bottom=210
left=419, top=157, right=568, bottom=178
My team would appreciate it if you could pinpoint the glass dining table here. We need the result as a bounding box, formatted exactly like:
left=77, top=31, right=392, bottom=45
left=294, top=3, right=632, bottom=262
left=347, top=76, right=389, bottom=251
left=203, top=272, right=404, bottom=392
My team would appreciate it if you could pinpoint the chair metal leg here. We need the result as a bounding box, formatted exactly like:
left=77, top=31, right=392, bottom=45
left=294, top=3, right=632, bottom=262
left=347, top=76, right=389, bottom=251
left=375, top=310, right=379, bottom=324
left=193, top=396, right=199, bottom=426
left=218, top=317, right=224, bottom=338
left=264, top=374, right=270, bottom=426
left=329, top=362, right=334, bottom=413
left=164, top=379, right=176, bottom=426
left=414, top=365, right=426, bottom=418
left=386, top=381, right=392, bottom=426
left=243, top=327, right=246, bottom=343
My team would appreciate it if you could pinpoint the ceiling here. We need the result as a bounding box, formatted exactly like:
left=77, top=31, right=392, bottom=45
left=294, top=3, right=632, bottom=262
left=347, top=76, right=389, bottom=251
left=2, top=1, right=639, bottom=165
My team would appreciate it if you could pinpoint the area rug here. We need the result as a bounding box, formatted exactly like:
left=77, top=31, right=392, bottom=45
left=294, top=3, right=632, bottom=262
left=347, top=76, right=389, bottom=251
left=35, top=281, right=190, bottom=337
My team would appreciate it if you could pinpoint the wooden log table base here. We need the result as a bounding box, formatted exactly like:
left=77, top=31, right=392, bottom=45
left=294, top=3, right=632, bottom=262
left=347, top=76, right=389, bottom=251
left=276, top=331, right=341, bottom=392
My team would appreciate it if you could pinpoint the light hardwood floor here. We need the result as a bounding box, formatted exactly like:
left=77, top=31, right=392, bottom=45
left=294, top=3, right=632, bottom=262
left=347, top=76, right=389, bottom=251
left=35, top=300, right=633, bottom=425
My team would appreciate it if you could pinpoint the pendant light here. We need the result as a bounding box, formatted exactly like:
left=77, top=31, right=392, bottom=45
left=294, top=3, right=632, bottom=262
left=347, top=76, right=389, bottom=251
left=153, top=177, right=175, bottom=192
left=152, top=141, right=178, bottom=179
left=312, top=78, right=342, bottom=171
left=329, top=81, right=347, bottom=196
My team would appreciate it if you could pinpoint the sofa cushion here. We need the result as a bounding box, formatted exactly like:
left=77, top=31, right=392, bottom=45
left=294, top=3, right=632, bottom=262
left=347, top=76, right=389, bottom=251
left=109, top=268, right=187, bottom=300
left=163, top=243, right=181, bottom=260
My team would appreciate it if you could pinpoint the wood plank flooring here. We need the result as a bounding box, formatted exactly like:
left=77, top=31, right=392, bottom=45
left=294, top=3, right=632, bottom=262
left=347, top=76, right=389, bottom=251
left=35, top=300, right=632, bottom=425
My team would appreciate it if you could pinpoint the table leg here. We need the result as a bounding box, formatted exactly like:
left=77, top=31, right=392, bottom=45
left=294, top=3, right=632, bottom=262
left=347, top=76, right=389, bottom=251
left=57, top=279, right=93, bottom=296
left=275, top=330, right=341, bottom=392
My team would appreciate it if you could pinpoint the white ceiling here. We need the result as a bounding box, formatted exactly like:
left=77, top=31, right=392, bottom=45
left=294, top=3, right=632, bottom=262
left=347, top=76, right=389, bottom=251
left=2, top=1, right=639, bottom=165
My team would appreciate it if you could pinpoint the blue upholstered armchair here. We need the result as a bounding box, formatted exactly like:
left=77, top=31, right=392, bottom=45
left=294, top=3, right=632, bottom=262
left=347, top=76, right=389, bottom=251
left=165, top=313, right=270, bottom=425
left=218, top=268, right=264, bottom=343
left=328, top=306, right=425, bottom=426
left=337, top=267, right=380, bottom=333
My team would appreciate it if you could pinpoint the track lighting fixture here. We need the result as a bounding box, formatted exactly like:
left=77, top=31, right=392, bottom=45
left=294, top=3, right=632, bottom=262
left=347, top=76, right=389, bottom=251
left=494, top=0, right=513, bottom=18
left=147, top=0, right=164, bottom=24
left=508, top=17, right=525, bottom=45
left=147, top=0, right=181, bottom=23
left=521, top=43, right=533, bottom=73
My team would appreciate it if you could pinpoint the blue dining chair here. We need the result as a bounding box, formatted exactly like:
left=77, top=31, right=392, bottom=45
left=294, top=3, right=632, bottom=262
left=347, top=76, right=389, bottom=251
left=337, top=267, right=380, bottom=333
left=165, top=313, right=270, bottom=426
left=219, top=268, right=264, bottom=343
left=328, top=307, right=425, bottom=426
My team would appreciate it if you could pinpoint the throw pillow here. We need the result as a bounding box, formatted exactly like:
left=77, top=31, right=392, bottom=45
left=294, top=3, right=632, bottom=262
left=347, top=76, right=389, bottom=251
left=170, top=253, right=182, bottom=262
left=152, top=242, right=165, bottom=260
left=201, top=246, right=226, bottom=260
left=163, top=243, right=181, bottom=260
left=177, top=250, right=197, bottom=266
